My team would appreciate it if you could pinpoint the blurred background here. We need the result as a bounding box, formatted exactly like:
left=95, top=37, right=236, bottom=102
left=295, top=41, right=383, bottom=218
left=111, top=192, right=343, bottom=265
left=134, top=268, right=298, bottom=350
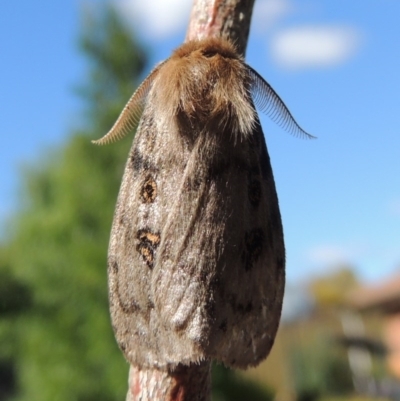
left=1, top=1, right=399, bottom=400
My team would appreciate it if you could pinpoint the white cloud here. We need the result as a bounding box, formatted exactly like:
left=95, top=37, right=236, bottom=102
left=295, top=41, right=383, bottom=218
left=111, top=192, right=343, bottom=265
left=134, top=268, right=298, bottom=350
left=116, top=0, right=293, bottom=38
left=271, top=25, right=362, bottom=69
left=306, top=244, right=366, bottom=266
left=114, top=0, right=191, bottom=39
left=252, top=0, right=293, bottom=32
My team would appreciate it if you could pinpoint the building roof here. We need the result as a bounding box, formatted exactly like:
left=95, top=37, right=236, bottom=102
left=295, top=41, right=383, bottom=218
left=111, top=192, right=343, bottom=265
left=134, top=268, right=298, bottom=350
left=347, top=274, right=400, bottom=313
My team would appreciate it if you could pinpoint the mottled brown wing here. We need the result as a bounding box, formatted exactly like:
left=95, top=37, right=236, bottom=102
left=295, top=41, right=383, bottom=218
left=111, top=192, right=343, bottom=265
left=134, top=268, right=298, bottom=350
left=107, top=100, right=193, bottom=369
left=151, top=117, right=285, bottom=369
left=108, top=109, right=284, bottom=370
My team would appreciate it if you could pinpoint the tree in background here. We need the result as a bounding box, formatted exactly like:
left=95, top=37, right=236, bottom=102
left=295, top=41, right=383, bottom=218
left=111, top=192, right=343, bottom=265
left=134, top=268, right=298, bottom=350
left=286, top=267, right=373, bottom=401
left=0, top=6, right=145, bottom=400
left=0, top=5, right=273, bottom=401
left=309, top=267, right=358, bottom=309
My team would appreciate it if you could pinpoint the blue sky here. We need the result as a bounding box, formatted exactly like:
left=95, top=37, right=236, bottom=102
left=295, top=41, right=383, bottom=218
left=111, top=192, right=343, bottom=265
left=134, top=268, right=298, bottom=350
left=1, top=0, right=399, bottom=289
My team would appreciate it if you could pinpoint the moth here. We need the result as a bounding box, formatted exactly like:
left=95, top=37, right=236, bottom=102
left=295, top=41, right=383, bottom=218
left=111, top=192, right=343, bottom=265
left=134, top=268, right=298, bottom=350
left=94, top=37, right=313, bottom=370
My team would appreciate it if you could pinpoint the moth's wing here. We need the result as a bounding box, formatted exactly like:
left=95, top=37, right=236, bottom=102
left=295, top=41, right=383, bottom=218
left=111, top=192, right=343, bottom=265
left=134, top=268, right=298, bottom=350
left=109, top=101, right=284, bottom=369
left=152, top=119, right=285, bottom=369
left=107, top=102, right=193, bottom=369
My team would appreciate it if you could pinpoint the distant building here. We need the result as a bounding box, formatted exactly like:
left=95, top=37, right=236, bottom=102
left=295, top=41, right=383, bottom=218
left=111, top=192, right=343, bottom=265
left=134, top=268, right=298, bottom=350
left=348, top=274, right=400, bottom=379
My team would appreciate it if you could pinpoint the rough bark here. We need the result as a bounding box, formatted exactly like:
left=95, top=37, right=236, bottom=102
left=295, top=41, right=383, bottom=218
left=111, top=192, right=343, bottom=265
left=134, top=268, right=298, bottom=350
left=186, top=0, right=255, bottom=56
left=126, top=362, right=211, bottom=401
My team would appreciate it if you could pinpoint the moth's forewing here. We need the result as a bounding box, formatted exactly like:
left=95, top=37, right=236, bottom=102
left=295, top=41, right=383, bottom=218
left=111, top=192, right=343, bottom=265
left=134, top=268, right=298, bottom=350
left=108, top=108, right=285, bottom=369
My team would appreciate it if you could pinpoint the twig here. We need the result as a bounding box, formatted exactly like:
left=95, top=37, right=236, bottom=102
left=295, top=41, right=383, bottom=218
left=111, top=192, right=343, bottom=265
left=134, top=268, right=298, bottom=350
left=186, top=0, right=255, bottom=56
left=126, top=362, right=211, bottom=401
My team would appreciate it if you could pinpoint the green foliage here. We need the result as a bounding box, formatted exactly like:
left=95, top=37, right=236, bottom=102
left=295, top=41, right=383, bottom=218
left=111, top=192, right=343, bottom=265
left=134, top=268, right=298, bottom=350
left=212, top=364, right=274, bottom=401
left=0, top=268, right=32, bottom=317
left=290, top=337, right=353, bottom=401
left=0, top=6, right=145, bottom=401
left=77, top=5, right=145, bottom=133
left=309, top=267, right=358, bottom=308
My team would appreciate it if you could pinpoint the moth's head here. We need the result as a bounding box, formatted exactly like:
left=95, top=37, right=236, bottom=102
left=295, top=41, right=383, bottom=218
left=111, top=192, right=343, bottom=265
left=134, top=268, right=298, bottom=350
left=171, top=37, right=241, bottom=63
left=161, top=38, right=254, bottom=138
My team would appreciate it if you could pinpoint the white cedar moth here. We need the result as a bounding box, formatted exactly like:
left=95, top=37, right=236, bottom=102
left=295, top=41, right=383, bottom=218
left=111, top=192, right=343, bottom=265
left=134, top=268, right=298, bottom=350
left=94, top=38, right=313, bottom=370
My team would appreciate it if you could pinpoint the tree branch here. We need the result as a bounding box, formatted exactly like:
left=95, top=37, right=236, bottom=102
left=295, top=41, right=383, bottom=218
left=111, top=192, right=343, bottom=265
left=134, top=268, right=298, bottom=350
left=186, top=0, right=255, bottom=56
left=126, top=362, right=211, bottom=401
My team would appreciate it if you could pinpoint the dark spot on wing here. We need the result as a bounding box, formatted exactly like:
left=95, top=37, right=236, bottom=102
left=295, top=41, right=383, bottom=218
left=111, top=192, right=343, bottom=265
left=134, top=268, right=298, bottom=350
left=241, top=228, right=265, bottom=271
left=245, top=302, right=253, bottom=313
left=111, top=261, right=118, bottom=274
left=141, top=175, right=157, bottom=203
left=136, top=228, right=161, bottom=268
left=248, top=179, right=262, bottom=207
left=118, top=295, right=140, bottom=314
left=276, top=255, right=285, bottom=271
left=219, top=320, right=228, bottom=332
left=131, top=148, right=158, bottom=173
